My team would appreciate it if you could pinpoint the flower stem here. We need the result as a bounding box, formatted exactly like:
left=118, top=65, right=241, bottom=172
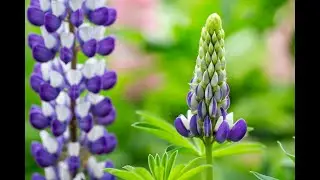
left=69, top=14, right=78, bottom=142
left=205, top=140, right=213, bottom=180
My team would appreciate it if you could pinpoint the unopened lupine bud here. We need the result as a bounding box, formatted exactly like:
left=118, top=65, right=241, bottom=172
left=173, top=13, right=248, bottom=145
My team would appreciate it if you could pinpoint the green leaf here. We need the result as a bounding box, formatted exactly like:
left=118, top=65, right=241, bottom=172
left=136, top=111, right=177, bottom=133
left=277, top=141, right=295, bottom=163
left=132, top=122, right=197, bottom=153
left=154, top=166, right=165, bottom=180
left=148, top=154, right=156, bottom=177
left=165, top=150, right=178, bottom=180
left=180, top=157, right=206, bottom=174
left=212, top=142, right=265, bottom=158
left=105, top=168, right=143, bottom=180
left=168, top=164, right=185, bottom=180
left=250, top=171, right=279, bottom=180
left=123, top=166, right=154, bottom=180
left=155, top=154, right=161, bottom=166
left=161, top=152, right=169, bottom=179
left=176, top=165, right=212, bottom=180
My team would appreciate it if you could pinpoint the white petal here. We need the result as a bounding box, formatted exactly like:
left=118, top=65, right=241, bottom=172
left=44, top=166, right=56, bottom=180
left=94, top=60, right=105, bottom=76
left=51, top=0, right=66, bottom=17
left=41, top=61, right=52, bottom=81
left=41, top=101, right=54, bottom=117
left=69, top=0, right=85, bottom=11
left=60, top=32, right=75, bottom=48
left=59, top=161, right=71, bottom=180
left=187, top=110, right=193, bottom=120
left=64, top=128, right=70, bottom=139
left=82, top=61, right=97, bottom=79
left=49, top=70, right=64, bottom=88
left=226, top=112, right=234, bottom=127
left=56, top=22, right=67, bottom=34
left=92, top=26, right=105, bottom=40
left=87, top=125, right=104, bottom=141
left=73, top=173, right=86, bottom=180
left=214, top=116, right=223, bottom=131
left=40, top=26, right=57, bottom=49
left=56, top=105, right=71, bottom=122
left=94, top=162, right=105, bottom=178
left=40, top=0, right=51, bottom=11
left=68, top=142, right=80, bottom=156
left=40, top=130, right=58, bottom=153
left=86, top=92, right=104, bottom=105
left=87, top=156, right=97, bottom=170
left=56, top=91, right=71, bottom=106
left=179, top=114, right=190, bottom=130
left=78, top=25, right=92, bottom=42
left=76, top=101, right=91, bottom=118
left=85, top=0, right=105, bottom=10
left=66, top=69, right=83, bottom=85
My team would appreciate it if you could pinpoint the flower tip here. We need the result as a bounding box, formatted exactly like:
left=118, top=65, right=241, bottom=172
left=205, top=13, right=222, bottom=32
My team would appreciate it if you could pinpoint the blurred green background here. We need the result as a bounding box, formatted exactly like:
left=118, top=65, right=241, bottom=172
left=25, top=0, right=295, bottom=179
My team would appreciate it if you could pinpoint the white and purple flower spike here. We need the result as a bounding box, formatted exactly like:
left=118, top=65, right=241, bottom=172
left=66, top=69, right=83, bottom=100
left=174, top=114, right=190, bottom=137
left=51, top=104, right=71, bottom=136
left=66, top=142, right=81, bottom=176
left=60, top=31, right=75, bottom=64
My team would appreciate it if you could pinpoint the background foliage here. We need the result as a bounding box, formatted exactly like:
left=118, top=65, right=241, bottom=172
left=25, top=0, right=295, bottom=179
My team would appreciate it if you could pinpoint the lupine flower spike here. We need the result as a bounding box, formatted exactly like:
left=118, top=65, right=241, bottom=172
left=27, top=0, right=118, bottom=179
left=174, top=13, right=248, bottom=145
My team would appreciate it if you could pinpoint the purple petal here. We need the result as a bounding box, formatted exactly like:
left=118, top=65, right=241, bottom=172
left=105, top=160, right=114, bottom=168
left=29, top=105, right=50, bottom=129
left=30, top=0, right=40, bottom=8
left=215, top=120, right=230, bottom=143
left=197, top=101, right=207, bottom=119
left=187, top=92, right=193, bottom=108
left=32, top=45, right=55, bottom=62
left=104, top=8, right=117, bottom=26
left=28, top=34, right=44, bottom=49
left=67, top=156, right=80, bottom=176
left=70, top=9, right=84, bottom=27
left=228, top=119, right=247, bottom=142
left=96, top=107, right=116, bottom=126
left=44, top=12, right=62, bottom=33
left=39, top=83, right=59, bottom=101
left=91, top=97, right=113, bottom=117
left=189, top=114, right=200, bottom=136
left=87, top=136, right=108, bottom=154
left=33, top=63, right=42, bottom=74
left=60, top=47, right=73, bottom=64
left=31, top=173, right=46, bottom=180
left=86, top=76, right=102, bottom=93
left=68, top=85, right=81, bottom=100
left=203, top=116, right=212, bottom=137
left=30, top=73, right=45, bottom=93
left=81, top=39, right=97, bottom=57
left=31, top=142, right=56, bottom=167
left=220, top=108, right=227, bottom=120
left=101, top=174, right=116, bottom=180
left=51, top=33, right=61, bottom=53
left=174, top=116, right=189, bottom=137
left=27, top=7, right=44, bottom=26
left=104, top=133, right=117, bottom=154
left=97, top=36, right=115, bottom=56
left=101, top=71, right=117, bottom=90
left=88, top=7, right=109, bottom=25
left=209, top=97, right=217, bottom=117
left=78, top=114, right=93, bottom=133
left=51, top=119, right=67, bottom=137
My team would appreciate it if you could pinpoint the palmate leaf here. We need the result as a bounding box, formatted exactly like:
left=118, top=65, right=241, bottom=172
left=122, top=165, right=154, bottom=180
left=105, top=168, right=144, bottom=180
left=148, top=154, right=157, bottom=177
left=176, top=165, right=212, bottom=180
left=168, top=164, right=185, bottom=180
left=250, top=171, right=279, bottom=180
left=165, top=151, right=178, bottom=180
left=277, top=141, right=295, bottom=163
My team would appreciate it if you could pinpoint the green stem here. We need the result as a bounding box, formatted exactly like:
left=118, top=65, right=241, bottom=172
left=205, top=141, right=213, bottom=180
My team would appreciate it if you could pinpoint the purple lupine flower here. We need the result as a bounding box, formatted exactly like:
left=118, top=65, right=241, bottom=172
left=27, top=0, right=118, bottom=178
left=173, top=13, right=247, bottom=146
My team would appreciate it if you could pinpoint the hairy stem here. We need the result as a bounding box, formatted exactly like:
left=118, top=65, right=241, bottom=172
left=205, top=140, right=213, bottom=180
left=69, top=15, right=78, bottom=142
